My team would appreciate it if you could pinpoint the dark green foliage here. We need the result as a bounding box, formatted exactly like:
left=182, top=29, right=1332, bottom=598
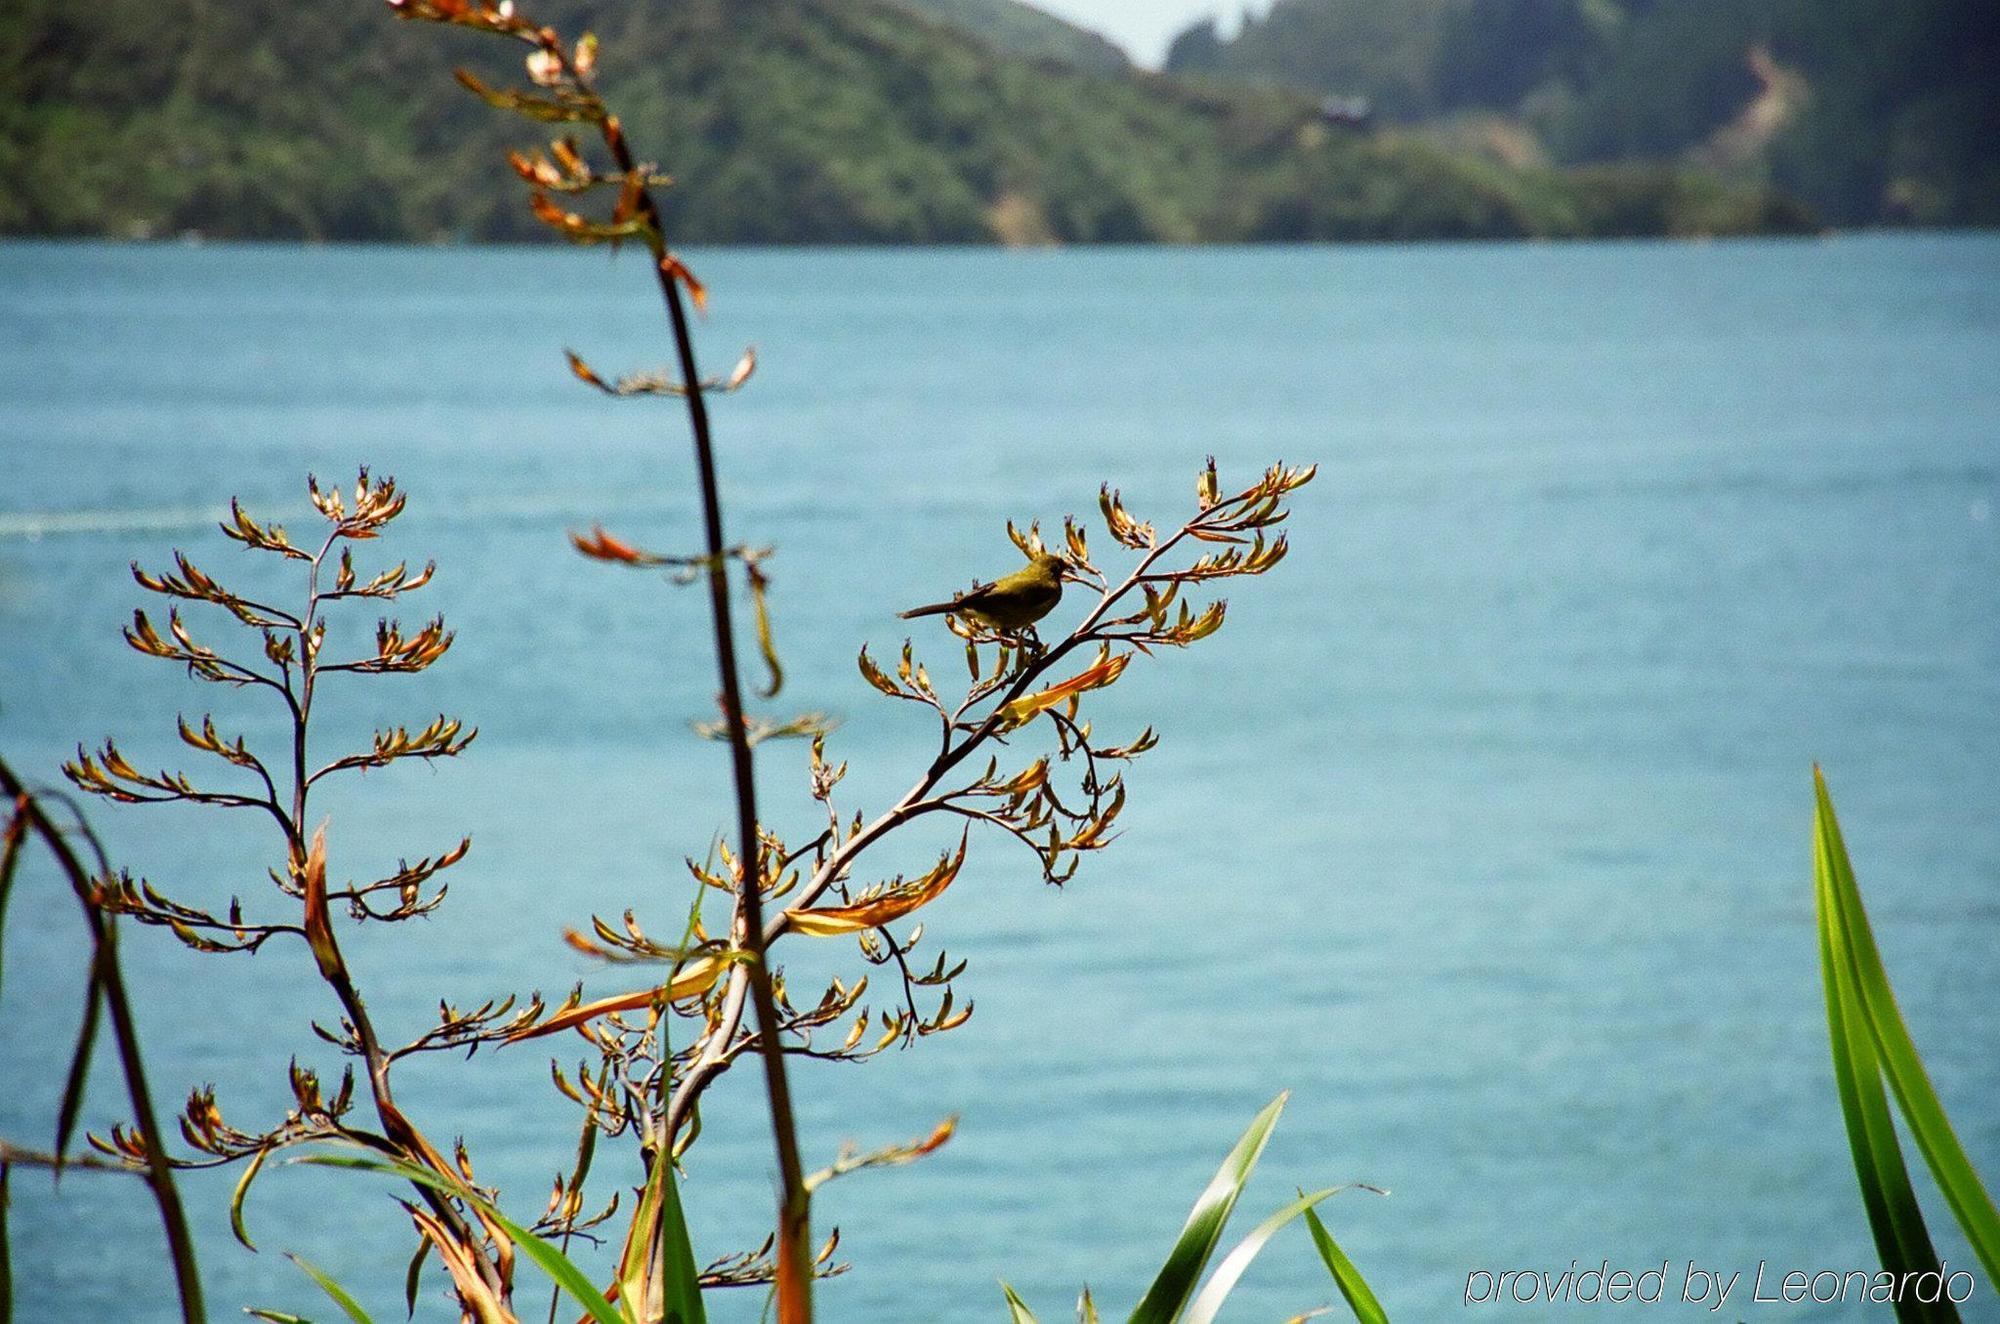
left=0, top=0, right=1811, bottom=242
left=1165, top=0, right=1459, bottom=119
left=1166, top=0, right=2000, bottom=226
left=1556, top=1, right=1767, bottom=160
left=1434, top=0, right=1614, bottom=110
left=1239, top=140, right=1809, bottom=241
left=1164, top=20, right=1225, bottom=76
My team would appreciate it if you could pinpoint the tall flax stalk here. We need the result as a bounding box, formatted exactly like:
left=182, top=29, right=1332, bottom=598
left=611, top=108, right=816, bottom=1317
left=379, top=3, right=816, bottom=1311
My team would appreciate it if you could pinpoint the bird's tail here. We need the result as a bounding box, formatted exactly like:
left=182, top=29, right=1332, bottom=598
left=897, top=601, right=957, bottom=620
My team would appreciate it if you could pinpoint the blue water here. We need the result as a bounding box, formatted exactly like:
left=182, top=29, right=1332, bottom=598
left=1, top=235, right=1997, bottom=1321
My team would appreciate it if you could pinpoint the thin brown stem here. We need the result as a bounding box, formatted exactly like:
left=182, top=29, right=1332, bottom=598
left=665, top=514, right=1209, bottom=1141
left=286, top=536, right=506, bottom=1305
left=597, top=118, right=814, bottom=1315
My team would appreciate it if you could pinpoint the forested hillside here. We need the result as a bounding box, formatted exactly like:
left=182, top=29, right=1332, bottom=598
left=897, top=0, right=1129, bottom=73
left=0, top=0, right=1814, bottom=242
left=1165, top=0, right=1999, bottom=226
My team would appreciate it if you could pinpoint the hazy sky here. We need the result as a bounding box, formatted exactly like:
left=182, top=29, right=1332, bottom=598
left=1033, top=1, right=1254, bottom=68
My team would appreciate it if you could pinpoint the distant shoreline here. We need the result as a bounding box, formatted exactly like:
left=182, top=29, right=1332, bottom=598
left=12, top=227, right=2000, bottom=252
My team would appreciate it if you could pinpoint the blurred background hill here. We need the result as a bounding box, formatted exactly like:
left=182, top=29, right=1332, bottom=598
left=1164, top=0, right=1999, bottom=228
left=2, top=0, right=1985, bottom=243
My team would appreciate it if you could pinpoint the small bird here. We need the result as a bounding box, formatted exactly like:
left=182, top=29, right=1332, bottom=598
left=900, top=550, right=1066, bottom=631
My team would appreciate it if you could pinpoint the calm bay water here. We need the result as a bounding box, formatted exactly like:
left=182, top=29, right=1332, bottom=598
left=1, top=235, right=1997, bottom=1321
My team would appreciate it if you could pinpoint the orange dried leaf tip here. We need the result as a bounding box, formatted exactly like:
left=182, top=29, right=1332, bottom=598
left=612, top=171, right=644, bottom=227
left=857, top=646, right=902, bottom=697
left=506, top=150, right=559, bottom=187
left=563, top=349, right=609, bottom=390
left=301, top=823, right=339, bottom=981
left=570, top=524, right=650, bottom=564
left=786, top=835, right=968, bottom=937
left=550, top=137, right=587, bottom=178
left=911, top=1115, right=957, bottom=1156
left=995, top=648, right=1131, bottom=728
left=659, top=254, right=707, bottom=314
left=505, top=958, right=727, bottom=1041
left=529, top=191, right=571, bottom=227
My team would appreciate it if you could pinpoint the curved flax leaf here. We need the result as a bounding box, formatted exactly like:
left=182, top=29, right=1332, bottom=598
left=1127, top=1092, right=1288, bottom=1324
left=614, top=1148, right=706, bottom=1324
left=1183, top=1187, right=1344, bottom=1324
left=286, top=1253, right=373, bottom=1324
left=231, top=1146, right=270, bottom=1252
left=1819, top=870, right=1953, bottom=1324
left=402, top=1237, right=429, bottom=1320
left=1816, top=771, right=1998, bottom=1295
left=0, top=803, right=26, bottom=997
left=54, top=951, right=106, bottom=1177
left=293, top=1152, right=624, bottom=1324
left=1817, top=772, right=2000, bottom=1279
left=747, top=562, right=783, bottom=701
left=1303, top=1206, right=1389, bottom=1324
left=1816, top=795, right=1944, bottom=1310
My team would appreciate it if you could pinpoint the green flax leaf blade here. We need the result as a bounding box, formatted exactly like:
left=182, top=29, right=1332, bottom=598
left=293, top=1153, right=624, bottom=1324
left=1182, top=1187, right=1343, bottom=1324
left=403, top=1236, right=429, bottom=1319
left=1817, top=820, right=1947, bottom=1323
left=1303, top=1205, right=1389, bottom=1324
left=53, top=953, right=106, bottom=1175
left=287, top=1253, right=373, bottom=1324
left=1001, top=1282, right=1041, bottom=1323
left=1127, top=1091, right=1288, bottom=1324
left=1816, top=769, right=2000, bottom=1292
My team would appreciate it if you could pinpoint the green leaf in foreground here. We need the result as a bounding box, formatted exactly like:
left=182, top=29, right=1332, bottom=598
left=1181, top=1187, right=1343, bottom=1324
left=293, top=1152, right=625, bottom=1324
left=1815, top=769, right=2000, bottom=1295
left=402, top=1237, right=429, bottom=1319
left=1816, top=815, right=1951, bottom=1324
left=1127, top=1091, right=1288, bottom=1324
left=1303, top=1205, right=1389, bottom=1324
left=286, top=1252, right=373, bottom=1324
left=1000, top=1281, right=1041, bottom=1323
left=614, top=1147, right=706, bottom=1324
